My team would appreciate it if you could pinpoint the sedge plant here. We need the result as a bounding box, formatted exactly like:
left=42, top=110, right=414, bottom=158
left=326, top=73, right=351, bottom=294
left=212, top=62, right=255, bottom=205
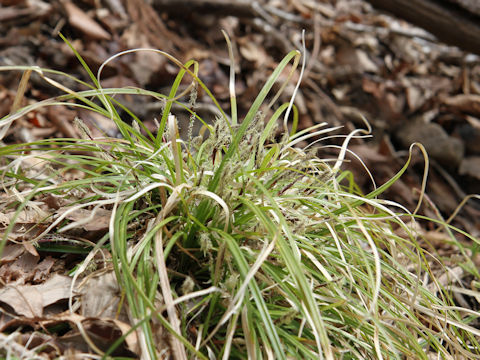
left=0, top=34, right=480, bottom=359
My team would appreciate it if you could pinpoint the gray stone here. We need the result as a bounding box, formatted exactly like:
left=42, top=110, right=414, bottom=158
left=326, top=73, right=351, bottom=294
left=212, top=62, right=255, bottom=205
left=396, top=119, right=464, bottom=168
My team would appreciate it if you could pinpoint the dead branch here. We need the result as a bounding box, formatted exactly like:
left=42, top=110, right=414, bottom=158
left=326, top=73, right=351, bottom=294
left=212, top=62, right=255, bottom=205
left=365, top=0, right=480, bottom=55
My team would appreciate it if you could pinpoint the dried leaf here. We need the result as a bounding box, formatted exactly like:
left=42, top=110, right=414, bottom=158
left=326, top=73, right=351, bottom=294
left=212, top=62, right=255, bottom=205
left=57, top=314, right=140, bottom=356
left=459, top=156, right=480, bottom=179
left=56, top=207, right=112, bottom=232
left=22, top=241, right=39, bottom=257
left=33, top=257, right=56, bottom=282
left=406, top=85, right=425, bottom=112
left=62, top=1, right=111, bottom=40
left=81, top=271, right=127, bottom=321
left=337, top=47, right=379, bottom=73
left=0, top=251, right=39, bottom=284
left=0, top=274, right=72, bottom=317
left=444, top=94, right=480, bottom=116
left=0, top=243, right=25, bottom=264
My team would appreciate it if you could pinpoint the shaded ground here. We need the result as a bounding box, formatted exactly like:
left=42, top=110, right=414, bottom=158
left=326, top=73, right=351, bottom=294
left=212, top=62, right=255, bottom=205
left=1, top=0, right=480, bottom=357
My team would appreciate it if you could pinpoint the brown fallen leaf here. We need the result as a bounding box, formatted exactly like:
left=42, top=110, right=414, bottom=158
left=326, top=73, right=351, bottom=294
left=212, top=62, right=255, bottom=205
left=80, top=271, right=128, bottom=322
left=0, top=313, right=140, bottom=357
left=337, top=46, right=379, bottom=73
left=33, top=256, right=56, bottom=282
left=56, top=207, right=112, bottom=232
left=405, top=85, right=425, bottom=112
left=3, top=209, right=49, bottom=224
left=78, top=108, right=119, bottom=138
left=62, top=0, right=111, bottom=41
left=459, top=156, right=480, bottom=179
left=0, top=250, right=39, bottom=284
left=46, top=105, right=79, bottom=139
left=0, top=274, right=72, bottom=317
left=444, top=94, right=480, bottom=116
left=1, top=209, right=51, bottom=241
left=0, top=7, right=28, bottom=22
left=0, top=243, right=25, bottom=264
left=54, top=314, right=139, bottom=356
left=22, top=241, right=39, bottom=257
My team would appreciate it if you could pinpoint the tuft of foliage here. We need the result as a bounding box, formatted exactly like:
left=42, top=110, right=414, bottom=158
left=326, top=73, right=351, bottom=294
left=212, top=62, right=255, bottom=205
left=1, top=36, right=479, bottom=359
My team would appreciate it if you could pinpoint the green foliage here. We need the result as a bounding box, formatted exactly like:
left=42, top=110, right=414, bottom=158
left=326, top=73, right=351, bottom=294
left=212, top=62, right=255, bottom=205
left=1, top=37, right=479, bottom=359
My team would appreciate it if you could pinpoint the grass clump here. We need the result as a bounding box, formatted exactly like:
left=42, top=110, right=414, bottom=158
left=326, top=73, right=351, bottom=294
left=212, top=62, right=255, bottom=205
left=1, top=37, right=480, bottom=359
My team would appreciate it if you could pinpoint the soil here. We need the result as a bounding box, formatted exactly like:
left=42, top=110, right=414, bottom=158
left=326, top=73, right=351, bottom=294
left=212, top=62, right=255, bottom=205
left=1, top=0, right=479, bottom=358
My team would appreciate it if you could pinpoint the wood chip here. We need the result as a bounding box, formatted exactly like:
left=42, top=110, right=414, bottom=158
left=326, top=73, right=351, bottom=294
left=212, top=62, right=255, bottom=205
left=62, top=0, right=111, bottom=40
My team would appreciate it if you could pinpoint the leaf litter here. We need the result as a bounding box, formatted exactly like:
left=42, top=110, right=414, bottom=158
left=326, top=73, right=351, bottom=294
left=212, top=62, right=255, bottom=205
left=0, top=0, right=479, bottom=358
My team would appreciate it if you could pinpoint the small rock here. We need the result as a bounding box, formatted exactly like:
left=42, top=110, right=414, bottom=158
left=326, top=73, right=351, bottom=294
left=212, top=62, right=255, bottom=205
left=458, top=157, right=480, bottom=195
left=459, top=156, right=480, bottom=179
left=396, top=118, right=464, bottom=168
left=456, top=122, right=480, bottom=154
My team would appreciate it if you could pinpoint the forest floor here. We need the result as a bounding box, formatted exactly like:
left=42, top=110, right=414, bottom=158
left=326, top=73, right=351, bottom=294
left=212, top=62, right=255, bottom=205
left=1, top=0, right=480, bottom=358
